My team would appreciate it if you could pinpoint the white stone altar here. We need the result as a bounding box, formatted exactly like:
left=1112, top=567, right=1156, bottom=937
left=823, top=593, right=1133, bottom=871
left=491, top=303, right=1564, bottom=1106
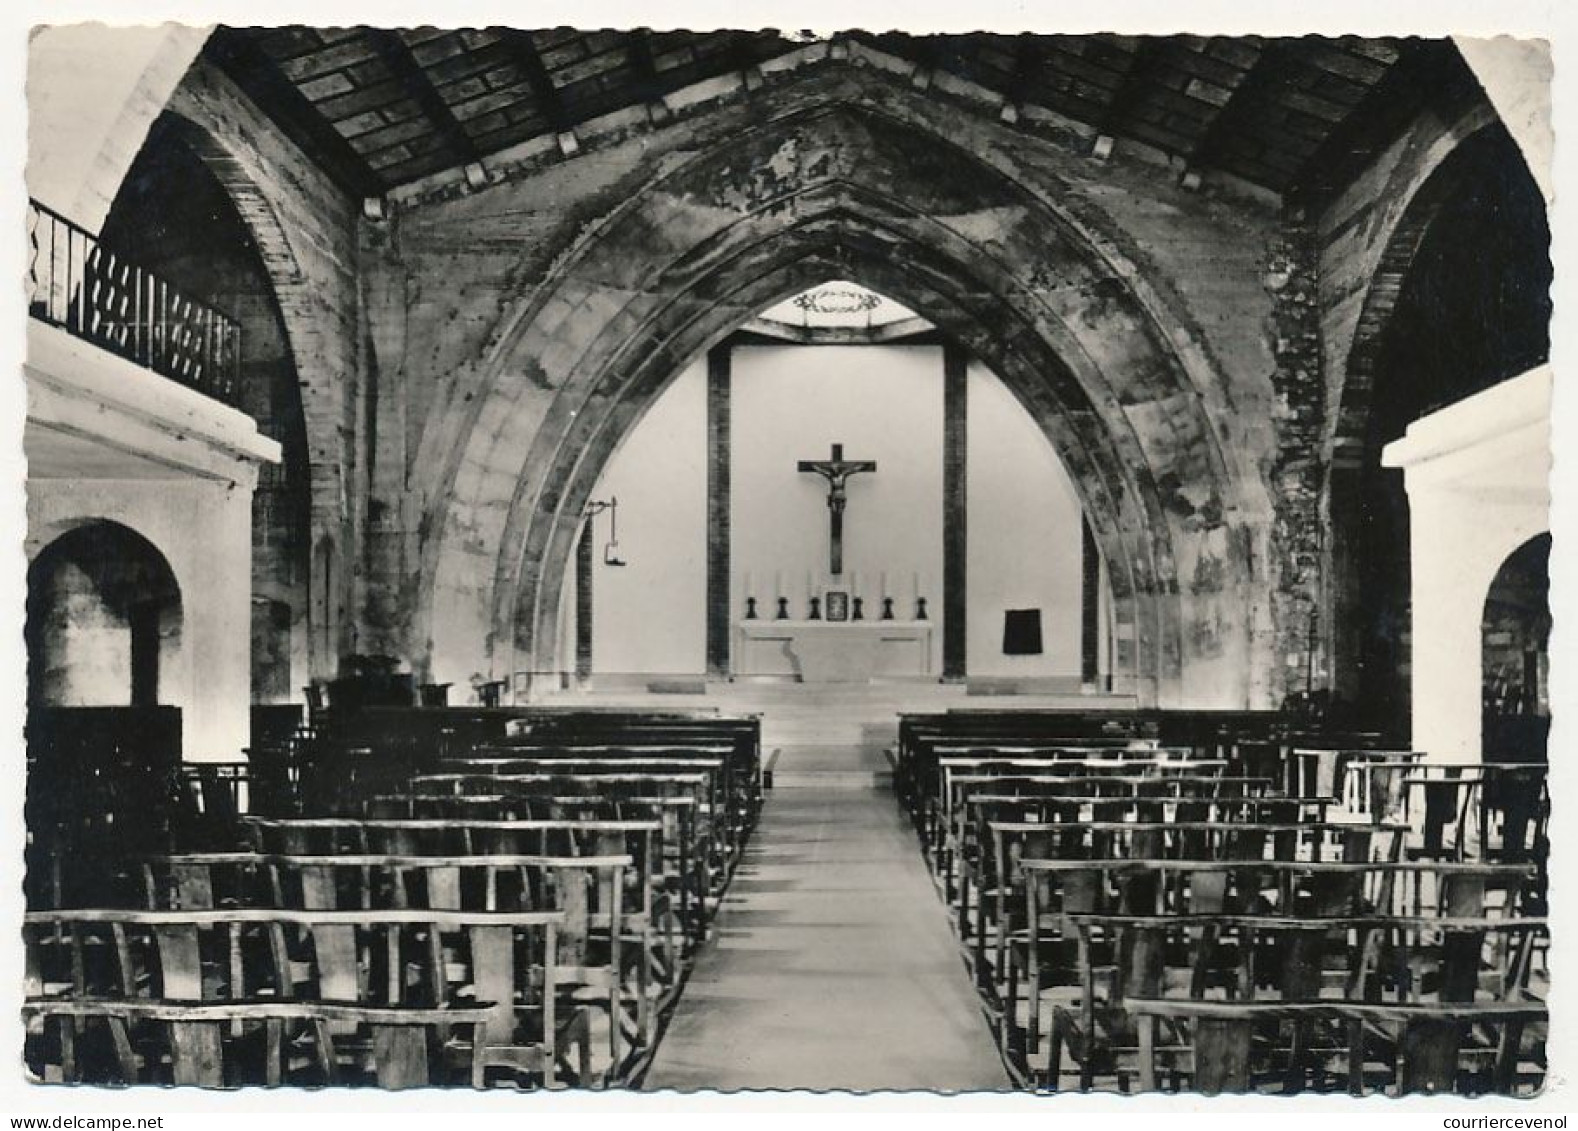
left=735, top=620, right=934, bottom=682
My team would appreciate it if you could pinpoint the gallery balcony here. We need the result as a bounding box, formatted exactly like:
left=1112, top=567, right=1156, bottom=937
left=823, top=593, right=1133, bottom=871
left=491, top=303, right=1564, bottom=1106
left=27, top=198, right=240, bottom=407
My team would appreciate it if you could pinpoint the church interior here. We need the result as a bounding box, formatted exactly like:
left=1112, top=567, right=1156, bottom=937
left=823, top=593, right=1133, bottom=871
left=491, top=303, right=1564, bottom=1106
left=21, top=25, right=1553, bottom=1095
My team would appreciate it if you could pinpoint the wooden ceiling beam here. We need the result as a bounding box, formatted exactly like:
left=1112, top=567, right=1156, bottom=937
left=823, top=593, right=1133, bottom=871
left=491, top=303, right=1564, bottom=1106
left=364, top=28, right=482, bottom=167
left=627, top=28, right=665, bottom=102
left=725, top=30, right=766, bottom=90
left=1183, top=38, right=1279, bottom=178
left=625, top=27, right=674, bottom=122
left=204, top=27, right=386, bottom=199
left=1095, top=38, right=1173, bottom=142
left=996, top=33, right=1040, bottom=117
left=1283, top=39, right=1477, bottom=209
left=498, top=29, right=573, bottom=134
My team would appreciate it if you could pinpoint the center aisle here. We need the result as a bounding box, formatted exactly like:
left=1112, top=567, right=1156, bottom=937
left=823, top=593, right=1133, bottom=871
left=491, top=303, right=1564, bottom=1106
left=642, top=786, right=1010, bottom=1092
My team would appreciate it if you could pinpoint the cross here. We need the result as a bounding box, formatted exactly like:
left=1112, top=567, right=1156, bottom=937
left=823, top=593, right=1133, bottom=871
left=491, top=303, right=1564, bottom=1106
left=797, top=442, right=877, bottom=576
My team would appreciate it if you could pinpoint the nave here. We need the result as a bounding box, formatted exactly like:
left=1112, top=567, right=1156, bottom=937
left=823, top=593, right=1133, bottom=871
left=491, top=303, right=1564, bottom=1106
left=20, top=22, right=1557, bottom=1104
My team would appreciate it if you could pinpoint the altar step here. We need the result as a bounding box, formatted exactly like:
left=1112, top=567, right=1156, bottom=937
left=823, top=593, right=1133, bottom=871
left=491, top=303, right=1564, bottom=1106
left=769, top=743, right=894, bottom=790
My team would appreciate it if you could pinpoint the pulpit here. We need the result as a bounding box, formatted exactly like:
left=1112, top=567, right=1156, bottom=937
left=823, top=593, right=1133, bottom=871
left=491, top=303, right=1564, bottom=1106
left=735, top=620, right=933, bottom=682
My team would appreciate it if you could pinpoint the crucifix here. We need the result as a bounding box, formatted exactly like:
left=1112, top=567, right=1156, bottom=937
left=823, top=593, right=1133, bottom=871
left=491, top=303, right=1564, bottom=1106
left=798, top=442, right=877, bottom=575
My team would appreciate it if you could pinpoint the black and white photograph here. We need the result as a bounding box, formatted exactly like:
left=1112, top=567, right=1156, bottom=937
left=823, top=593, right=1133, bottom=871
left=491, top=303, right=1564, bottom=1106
left=11, top=0, right=1568, bottom=1111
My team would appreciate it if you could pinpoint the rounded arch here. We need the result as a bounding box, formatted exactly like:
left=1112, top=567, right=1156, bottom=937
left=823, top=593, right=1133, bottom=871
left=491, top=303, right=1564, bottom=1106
left=1480, top=532, right=1551, bottom=763
left=424, top=102, right=1259, bottom=706
left=26, top=519, right=185, bottom=709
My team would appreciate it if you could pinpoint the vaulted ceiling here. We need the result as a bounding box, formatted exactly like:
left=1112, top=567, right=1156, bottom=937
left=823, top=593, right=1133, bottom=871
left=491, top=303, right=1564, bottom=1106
left=203, top=27, right=1482, bottom=205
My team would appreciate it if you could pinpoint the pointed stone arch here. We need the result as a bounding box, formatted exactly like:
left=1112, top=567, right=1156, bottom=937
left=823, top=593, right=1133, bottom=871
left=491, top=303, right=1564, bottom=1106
left=145, top=61, right=362, bottom=676
left=422, top=102, right=1262, bottom=707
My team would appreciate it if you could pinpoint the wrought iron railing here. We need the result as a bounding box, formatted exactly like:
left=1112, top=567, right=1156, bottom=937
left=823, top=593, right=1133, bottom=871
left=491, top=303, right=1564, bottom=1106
left=27, top=199, right=240, bottom=405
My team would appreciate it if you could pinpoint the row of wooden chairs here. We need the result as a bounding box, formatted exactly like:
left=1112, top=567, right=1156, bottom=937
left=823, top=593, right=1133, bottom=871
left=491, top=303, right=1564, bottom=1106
left=893, top=709, right=1415, bottom=841
left=133, top=849, right=665, bottom=1060
left=29, top=709, right=763, bottom=1091
left=468, top=736, right=760, bottom=860
left=959, top=820, right=1408, bottom=984
left=933, top=769, right=1280, bottom=909
left=363, top=787, right=711, bottom=944
left=899, top=717, right=1549, bottom=1097
left=24, top=998, right=496, bottom=1088
left=25, top=908, right=577, bottom=1088
left=324, top=722, right=760, bottom=1084
left=1031, top=903, right=1545, bottom=1095
left=411, top=768, right=728, bottom=896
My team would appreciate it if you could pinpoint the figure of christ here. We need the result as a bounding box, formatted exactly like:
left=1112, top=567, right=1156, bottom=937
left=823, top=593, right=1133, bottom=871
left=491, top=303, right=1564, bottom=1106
left=797, top=442, right=877, bottom=576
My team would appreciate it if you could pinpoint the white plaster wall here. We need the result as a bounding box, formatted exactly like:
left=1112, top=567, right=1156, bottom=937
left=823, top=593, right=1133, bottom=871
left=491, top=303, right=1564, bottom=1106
left=585, top=344, right=1098, bottom=680
left=589, top=360, right=709, bottom=675
left=27, top=477, right=256, bottom=761
left=966, top=362, right=1087, bottom=677
left=731, top=345, right=946, bottom=672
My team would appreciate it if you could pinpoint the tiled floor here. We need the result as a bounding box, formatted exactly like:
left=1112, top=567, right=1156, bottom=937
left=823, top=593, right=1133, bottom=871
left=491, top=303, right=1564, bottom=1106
left=642, top=786, right=1009, bottom=1092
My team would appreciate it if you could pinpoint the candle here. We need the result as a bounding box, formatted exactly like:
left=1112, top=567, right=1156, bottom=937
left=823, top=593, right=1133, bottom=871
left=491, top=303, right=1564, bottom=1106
left=775, top=570, right=784, bottom=597
left=744, top=570, right=754, bottom=598
left=880, top=570, right=889, bottom=598
left=806, top=569, right=814, bottom=599
left=912, top=571, right=921, bottom=600
left=851, top=570, right=861, bottom=599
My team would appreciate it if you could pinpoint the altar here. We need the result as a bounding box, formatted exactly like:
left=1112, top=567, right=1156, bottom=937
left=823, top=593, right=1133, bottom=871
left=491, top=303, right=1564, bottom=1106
left=735, top=620, right=934, bottom=682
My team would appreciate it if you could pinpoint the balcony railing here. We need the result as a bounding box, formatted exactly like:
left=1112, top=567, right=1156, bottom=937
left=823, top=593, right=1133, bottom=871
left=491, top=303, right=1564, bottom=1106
left=28, top=199, right=240, bottom=406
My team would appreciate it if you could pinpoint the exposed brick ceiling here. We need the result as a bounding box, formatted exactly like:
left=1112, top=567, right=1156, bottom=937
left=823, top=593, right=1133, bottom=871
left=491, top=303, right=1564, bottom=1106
left=204, top=27, right=1481, bottom=203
